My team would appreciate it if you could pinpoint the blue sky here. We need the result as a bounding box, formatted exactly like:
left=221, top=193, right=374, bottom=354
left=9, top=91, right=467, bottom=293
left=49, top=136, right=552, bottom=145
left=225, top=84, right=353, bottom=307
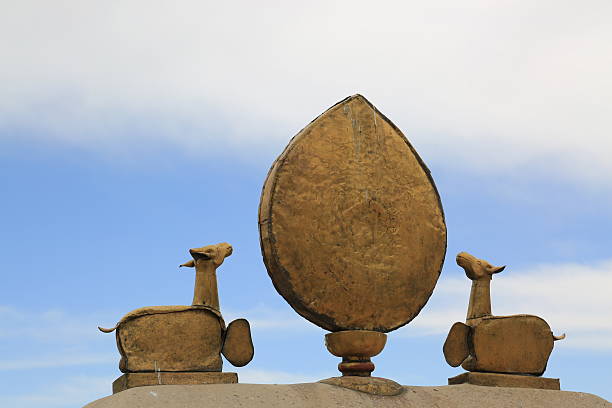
left=1, top=1, right=611, bottom=406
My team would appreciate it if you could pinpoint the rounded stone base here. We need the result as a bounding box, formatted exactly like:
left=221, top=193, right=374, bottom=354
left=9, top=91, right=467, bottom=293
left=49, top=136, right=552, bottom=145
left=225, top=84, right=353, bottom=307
left=319, top=376, right=404, bottom=396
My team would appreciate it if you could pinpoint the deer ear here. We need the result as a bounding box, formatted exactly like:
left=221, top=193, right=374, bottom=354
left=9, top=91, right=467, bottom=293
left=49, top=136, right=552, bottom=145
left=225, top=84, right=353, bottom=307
left=180, top=259, right=195, bottom=268
left=491, top=265, right=505, bottom=274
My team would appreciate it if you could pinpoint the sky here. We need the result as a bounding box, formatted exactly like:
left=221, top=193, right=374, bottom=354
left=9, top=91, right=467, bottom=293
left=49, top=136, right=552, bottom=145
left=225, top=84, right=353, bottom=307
left=1, top=1, right=611, bottom=406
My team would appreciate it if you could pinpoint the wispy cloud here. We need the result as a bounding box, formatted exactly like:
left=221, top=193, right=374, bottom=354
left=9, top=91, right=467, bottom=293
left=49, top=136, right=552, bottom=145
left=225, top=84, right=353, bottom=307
left=1, top=2, right=611, bottom=186
left=0, top=306, right=118, bottom=375
left=402, top=259, right=612, bottom=351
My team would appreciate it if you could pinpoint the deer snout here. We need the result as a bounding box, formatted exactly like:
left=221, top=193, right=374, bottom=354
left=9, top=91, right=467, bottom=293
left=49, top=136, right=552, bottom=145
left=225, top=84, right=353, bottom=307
left=218, top=243, right=233, bottom=258
left=456, top=252, right=471, bottom=267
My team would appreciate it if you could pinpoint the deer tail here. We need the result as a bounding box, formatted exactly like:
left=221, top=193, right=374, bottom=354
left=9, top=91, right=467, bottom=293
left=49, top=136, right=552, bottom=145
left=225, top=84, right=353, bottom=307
left=553, top=333, right=566, bottom=341
left=98, top=325, right=117, bottom=333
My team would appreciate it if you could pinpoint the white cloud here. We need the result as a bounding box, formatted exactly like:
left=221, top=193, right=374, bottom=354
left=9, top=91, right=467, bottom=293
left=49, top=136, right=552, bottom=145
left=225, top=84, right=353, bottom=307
left=402, top=259, right=612, bottom=351
left=1, top=1, right=612, bottom=186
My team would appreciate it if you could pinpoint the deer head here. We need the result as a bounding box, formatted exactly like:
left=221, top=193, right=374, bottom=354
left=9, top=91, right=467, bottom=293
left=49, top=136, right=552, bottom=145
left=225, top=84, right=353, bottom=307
left=180, top=243, right=233, bottom=268
left=456, top=252, right=505, bottom=281
left=180, top=242, right=233, bottom=309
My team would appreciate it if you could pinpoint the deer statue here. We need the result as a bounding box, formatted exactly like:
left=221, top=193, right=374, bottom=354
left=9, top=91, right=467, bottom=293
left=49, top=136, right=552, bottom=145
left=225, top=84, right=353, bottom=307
left=98, top=243, right=254, bottom=393
left=443, top=252, right=565, bottom=377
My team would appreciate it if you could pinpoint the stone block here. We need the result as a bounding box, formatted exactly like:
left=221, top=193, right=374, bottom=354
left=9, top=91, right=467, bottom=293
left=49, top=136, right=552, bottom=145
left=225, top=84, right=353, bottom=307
left=112, top=372, right=238, bottom=394
left=448, top=372, right=560, bottom=390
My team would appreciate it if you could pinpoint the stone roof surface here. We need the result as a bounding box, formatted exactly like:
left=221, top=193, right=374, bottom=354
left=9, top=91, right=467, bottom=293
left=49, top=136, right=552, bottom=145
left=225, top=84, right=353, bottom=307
left=84, top=382, right=610, bottom=408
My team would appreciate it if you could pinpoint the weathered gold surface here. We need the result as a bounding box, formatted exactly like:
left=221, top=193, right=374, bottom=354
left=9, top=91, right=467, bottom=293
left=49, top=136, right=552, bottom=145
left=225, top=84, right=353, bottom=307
left=112, top=372, right=238, bottom=393
left=448, top=372, right=560, bottom=390
left=466, top=315, right=554, bottom=375
left=259, top=94, right=446, bottom=332
left=98, top=305, right=223, bottom=333
left=107, top=306, right=224, bottom=373
left=319, top=376, right=404, bottom=396
left=443, top=322, right=470, bottom=367
left=222, top=318, right=254, bottom=367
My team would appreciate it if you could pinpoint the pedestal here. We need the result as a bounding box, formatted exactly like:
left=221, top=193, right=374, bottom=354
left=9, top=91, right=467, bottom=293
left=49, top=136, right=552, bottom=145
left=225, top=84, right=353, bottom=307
left=324, top=330, right=386, bottom=377
left=112, top=372, right=238, bottom=394
left=448, top=372, right=560, bottom=390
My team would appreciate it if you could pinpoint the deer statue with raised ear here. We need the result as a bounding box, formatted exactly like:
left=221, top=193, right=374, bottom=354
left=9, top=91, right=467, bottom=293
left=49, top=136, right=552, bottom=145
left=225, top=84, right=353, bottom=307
left=443, top=252, right=565, bottom=389
left=98, top=242, right=254, bottom=393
